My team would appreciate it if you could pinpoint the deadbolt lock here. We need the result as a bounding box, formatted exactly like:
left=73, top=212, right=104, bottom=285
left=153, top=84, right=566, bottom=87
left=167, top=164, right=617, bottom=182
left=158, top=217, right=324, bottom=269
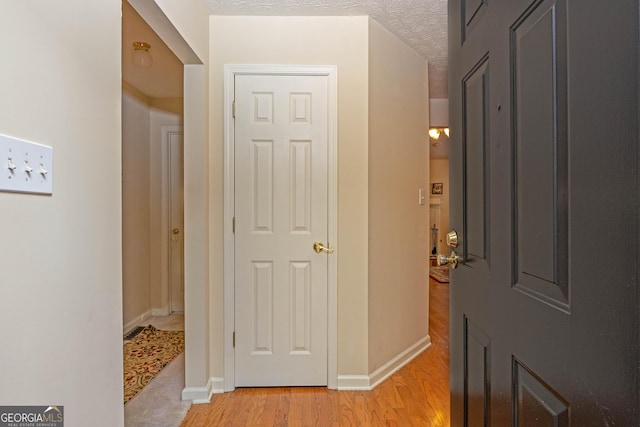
left=446, top=230, right=458, bottom=248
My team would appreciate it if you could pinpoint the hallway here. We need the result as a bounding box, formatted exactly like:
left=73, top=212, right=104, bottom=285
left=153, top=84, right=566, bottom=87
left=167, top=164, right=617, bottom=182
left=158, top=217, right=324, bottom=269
left=124, top=314, right=190, bottom=426
left=180, top=277, right=450, bottom=426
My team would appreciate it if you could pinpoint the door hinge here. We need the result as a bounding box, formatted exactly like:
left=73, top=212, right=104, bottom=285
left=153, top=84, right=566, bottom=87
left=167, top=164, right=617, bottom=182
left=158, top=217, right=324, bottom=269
left=232, top=331, right=235, bottom=348
left=232, top=217, right=236, bottom=233
left=232, top=100, right=236, bottom=118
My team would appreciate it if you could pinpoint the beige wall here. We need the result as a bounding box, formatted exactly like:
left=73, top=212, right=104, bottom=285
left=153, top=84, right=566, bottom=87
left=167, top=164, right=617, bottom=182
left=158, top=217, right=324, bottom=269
left=0, top=1, right=123, bottom=425
left=182, top=64, right=211, bottom=390
left=209, top=15, right=371, bottom=378
left=122, top=90, right=152, bottom=327
left=154, top=0, right=209, bottom=62
left=368, top=20, right=430, bottom=373
left=430, top=159, right=450, bottom=254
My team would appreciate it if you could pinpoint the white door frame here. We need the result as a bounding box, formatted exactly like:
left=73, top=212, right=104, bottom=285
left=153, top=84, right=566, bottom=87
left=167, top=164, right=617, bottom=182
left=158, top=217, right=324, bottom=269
left=163, top=126, right=185, bottom=313
left=158, top=126, right=185, bottom=315
left=223, top=64, right=338, bottom=391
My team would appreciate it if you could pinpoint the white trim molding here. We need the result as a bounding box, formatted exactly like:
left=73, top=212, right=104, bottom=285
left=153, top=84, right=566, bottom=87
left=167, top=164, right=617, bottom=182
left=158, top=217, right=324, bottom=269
left=369, top=335, right=431, bottom=389
left=151, top=307, right=170, bottom=317
left=337, top=335, right=432, bottom=391
left=223, top=64, right=339, bottom=391
left=181, top=377, right=225, bottom=404
left=337, top=375, right=372, bottom=391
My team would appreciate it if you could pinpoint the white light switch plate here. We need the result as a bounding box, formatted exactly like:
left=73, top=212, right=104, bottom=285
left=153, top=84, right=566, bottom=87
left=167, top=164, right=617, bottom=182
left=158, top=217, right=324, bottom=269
left=0, top=134, right=53, bottom=195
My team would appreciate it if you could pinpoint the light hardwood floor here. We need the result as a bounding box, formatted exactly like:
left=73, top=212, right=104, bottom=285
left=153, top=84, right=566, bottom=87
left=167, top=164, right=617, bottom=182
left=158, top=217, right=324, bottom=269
left=180, top=278, right=450, bottom=426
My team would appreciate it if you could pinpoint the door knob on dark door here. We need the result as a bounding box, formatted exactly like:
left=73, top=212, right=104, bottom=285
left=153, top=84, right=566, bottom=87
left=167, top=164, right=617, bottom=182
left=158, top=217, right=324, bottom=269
left=437, top=250, right=460, bottom=269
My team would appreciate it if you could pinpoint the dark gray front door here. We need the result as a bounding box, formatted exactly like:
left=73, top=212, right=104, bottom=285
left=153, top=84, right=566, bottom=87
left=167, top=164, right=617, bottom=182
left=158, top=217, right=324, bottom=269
left=448, top=0, right=639, bottom=425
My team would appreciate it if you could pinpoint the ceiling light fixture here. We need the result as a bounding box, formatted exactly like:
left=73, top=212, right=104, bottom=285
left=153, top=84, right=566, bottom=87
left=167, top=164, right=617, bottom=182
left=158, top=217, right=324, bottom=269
left=428, top=127, right=450, bottom=140
left=132, top=41, right=153, bottom=69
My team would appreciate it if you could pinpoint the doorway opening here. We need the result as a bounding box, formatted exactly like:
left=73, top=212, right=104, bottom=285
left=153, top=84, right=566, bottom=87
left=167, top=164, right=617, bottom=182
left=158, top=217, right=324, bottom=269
left=223, top=65, right=339, bottom=391
left=121, top=1, right=188, bottom=423
left=428, top=101, right=451, bottom=419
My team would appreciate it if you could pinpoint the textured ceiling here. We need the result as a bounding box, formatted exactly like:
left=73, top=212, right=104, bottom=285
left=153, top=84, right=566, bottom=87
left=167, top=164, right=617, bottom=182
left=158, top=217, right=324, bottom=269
left=205, top=0, right=449, bottom=98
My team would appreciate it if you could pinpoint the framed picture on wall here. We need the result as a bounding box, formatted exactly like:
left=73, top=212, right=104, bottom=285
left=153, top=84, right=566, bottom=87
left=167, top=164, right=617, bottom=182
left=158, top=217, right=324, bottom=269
left=431, top=182, right=443, bottom=195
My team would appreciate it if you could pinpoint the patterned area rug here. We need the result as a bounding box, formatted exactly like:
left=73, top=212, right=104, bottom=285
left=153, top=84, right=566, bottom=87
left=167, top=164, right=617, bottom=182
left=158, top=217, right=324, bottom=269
left=123, top=325, right=185, bottom=404
left=429, top=266, right=450, bottom=283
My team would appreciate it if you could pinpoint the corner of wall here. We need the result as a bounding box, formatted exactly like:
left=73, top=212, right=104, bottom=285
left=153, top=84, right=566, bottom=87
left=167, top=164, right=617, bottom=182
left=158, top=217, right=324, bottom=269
left=181, top=376, right=224, bottom=404
left=338, top=335, right=431, bottom=391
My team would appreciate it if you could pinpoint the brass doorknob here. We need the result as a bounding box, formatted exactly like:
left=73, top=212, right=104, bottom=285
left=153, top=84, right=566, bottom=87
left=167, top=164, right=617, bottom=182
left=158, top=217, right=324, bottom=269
left=172, top=228, right=180, bottom=235
left=437, top=250, right=460, bottom=269
left=446, top=230, right=458, bottom=248
left=313, top=241, right=334, bottom=254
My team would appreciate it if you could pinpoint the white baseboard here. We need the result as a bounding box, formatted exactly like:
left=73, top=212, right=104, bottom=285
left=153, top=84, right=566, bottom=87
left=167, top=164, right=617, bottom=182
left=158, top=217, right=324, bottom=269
left=123, top=310, right=152, bottom=336
left=337, top=335, right=432, bottom=391
left=337, top=375, right=371, bottom=390
left=182, top=377, right=225, bottom=404
left=151, top=307, right=170, bottom=316
left=369, top=335, right=431, bottom=389
left=211, top=377, right=225, bottom=395
left=181, top=337, right=432, bottom=396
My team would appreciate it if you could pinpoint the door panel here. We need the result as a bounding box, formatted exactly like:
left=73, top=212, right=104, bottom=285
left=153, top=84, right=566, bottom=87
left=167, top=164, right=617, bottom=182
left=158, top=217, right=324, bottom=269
left=511, top=0, right=569, bottom=311
left=513, top=359, right=569, bottom=426
left=463, top=55, right=490, bottom=271
left=462, top=0, right=488, bottom=43
left=449, top=0, right=639, bottom=425
left=464, top=316, right=491, bottom=426
left=234, top=74, right=329, bottom=387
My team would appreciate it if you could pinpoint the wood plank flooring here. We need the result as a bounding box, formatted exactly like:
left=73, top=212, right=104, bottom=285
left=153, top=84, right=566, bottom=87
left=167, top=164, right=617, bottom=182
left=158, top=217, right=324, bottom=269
left=180, top=278, right=450, bottom=426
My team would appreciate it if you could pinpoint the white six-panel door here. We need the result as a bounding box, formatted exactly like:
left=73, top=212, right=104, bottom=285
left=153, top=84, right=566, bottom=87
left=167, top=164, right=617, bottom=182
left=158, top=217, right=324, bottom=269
left=234, top=74, right=329, bottom=386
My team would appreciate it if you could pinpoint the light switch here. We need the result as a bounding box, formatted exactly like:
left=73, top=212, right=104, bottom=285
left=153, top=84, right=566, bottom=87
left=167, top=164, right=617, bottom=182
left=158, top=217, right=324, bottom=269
left=0, top=134, right=53, bottom=195
left=419, top=188, right=426, bottom=205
